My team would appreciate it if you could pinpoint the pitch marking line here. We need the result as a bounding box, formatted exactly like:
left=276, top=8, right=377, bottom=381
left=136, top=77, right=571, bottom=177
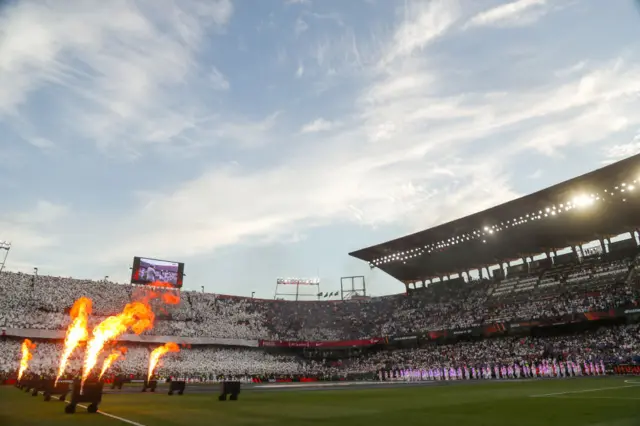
left=84, top=405, right=145, bottom=426
left=530, top=384, right=639, bottom=398
left=624, top=379, right=640, bottom=384
left=542, top=396, right=640, bottom=401
left=38, top=392, right=146, bottom=426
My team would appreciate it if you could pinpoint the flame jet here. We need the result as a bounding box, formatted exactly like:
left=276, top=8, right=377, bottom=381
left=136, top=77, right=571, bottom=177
left=82, top=301, right=154, bottom=389
left=99, top=347, right=127, bottom=380
left=55, top=297, right=92, bottom=385
left=147, top=342, right=180, bottom=382
left=17, top=339, right=36, bottom=381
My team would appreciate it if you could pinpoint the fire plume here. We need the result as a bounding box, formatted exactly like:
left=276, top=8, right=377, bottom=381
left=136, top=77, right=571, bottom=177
left=149, top=281, right=176, bottom=289
left=55, top=297, right=92, bottom=385
left=133, top=281, right=180, bottom=305
left=147, top=342, right=179, bottom=382
left=17, top=339, right=36, bottom=381
left=82, top=301, right=155, bottom=388
left=161, top=293, right=180, bottom=304
left=98, top=347, right=127, bottom=380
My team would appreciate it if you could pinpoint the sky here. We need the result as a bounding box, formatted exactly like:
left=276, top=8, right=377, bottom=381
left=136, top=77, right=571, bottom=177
left=1, top=0, right=640, bottom=299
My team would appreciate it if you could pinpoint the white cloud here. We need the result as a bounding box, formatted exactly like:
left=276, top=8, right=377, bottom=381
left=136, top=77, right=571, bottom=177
left=605, top=133, right=640, bottom=162
left=296, top=63, right=304, bottom=78
left=285, top=0, right=311, bottom=5
left=13, top=201, right=69, bottom=225
left=0, top=201, right=68, bottom=250
left=300, top=118, right=337, bottom=133
left=528, top=169, right=543, bottom=179
left=519, top=103, right=633, bottom=157
left=27, top=137, right=55, bottom=150
left=466, top=0, right=548, bottom=28
left=213, top=112, right=281, bottom=147
left=0, top=0, right=234, bottom=156
left=362, top=73, right=436, bottom=104
left=555, top=61, right=587, bottom=78
left=295, top=18, right=309, bottom=35
left=209, top=66, right=230, bottom=91
left=4, top=0, right=640, bottom=291
left=100, top=158, right=517, bottom=262
left=381, top=0, right=460, bottom=66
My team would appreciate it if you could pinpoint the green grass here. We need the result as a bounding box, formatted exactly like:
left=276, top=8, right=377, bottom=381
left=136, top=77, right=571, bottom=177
left=2, top=377, right=639, bottom=426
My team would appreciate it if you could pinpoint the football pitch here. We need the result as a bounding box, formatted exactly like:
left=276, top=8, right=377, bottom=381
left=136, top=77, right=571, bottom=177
left=2, top=377, right=639, bottom=426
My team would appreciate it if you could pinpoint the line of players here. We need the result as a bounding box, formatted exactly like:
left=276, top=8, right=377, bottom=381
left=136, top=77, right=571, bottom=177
left=379, top=359, right=608, bottom=382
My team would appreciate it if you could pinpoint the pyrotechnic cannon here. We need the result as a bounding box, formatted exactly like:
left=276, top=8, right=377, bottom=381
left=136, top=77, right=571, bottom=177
left=141, top=379, right=157, bottom=392
left=18, top=377, right=35, bottom=393
left=31, top=378, right=43, bottom=396
left=110, top=375, right=131, bottom=390
left=41, top=379, right=71, bottom=402
left=168, top=380, right=186, bottom=396
left=64, top=379, right=103, bottom=414
left=218, top=381, right=241, bottom=401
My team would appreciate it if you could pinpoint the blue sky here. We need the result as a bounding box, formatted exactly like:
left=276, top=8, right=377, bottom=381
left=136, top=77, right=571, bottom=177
left=1, top=0, right=640, bottom=298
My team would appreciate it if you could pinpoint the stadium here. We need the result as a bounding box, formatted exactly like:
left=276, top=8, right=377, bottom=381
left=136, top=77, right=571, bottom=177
left=2, top=155, right=640, bottom=426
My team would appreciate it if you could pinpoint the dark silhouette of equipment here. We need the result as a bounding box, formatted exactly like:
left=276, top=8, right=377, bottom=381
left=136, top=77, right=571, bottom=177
left=111, top=376, right=131, bottom=390
left=218, top=381, right=240, bottom=401
left=142, top=379, right=157, bottom=392
left=65, top=380, right=103, bottom=414
left=168, top=380, right=186, bottom=395
left=42, top=379, right=71, bottom=402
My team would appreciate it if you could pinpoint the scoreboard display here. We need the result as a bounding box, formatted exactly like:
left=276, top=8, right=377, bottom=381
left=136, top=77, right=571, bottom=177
left=131, top=256, right=184, bottom=288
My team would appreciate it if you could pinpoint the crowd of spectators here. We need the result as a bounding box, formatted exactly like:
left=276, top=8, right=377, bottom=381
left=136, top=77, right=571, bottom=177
left=1, top=252, right=639, bottom=380
left=1, top=253, right=639, bottom=342
left=0, top=339, right=305, bottom=379
left=1, top=324, right=637, bottom=380
left=346, top=324, right=640, bottom=374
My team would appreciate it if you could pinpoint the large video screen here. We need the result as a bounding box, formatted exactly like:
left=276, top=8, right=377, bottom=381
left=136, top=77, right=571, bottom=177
left=131, top=256, right=184, bottom=288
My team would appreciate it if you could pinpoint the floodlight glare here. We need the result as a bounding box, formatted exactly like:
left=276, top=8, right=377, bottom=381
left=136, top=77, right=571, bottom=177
left=572, top=195, right=594, bottom=208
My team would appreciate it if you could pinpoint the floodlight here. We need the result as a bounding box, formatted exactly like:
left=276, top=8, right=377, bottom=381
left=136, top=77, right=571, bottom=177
left=572, top=195, right=594, bottom=208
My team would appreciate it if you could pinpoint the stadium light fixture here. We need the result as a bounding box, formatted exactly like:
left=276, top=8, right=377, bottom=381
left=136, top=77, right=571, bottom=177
left=572, top=194, right=594, bottom=208
left=373, top=178, right=640, bottom=265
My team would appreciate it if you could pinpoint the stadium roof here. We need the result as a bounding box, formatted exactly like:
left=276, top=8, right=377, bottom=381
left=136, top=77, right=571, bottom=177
left=349, top=154, right=640, bottom=283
